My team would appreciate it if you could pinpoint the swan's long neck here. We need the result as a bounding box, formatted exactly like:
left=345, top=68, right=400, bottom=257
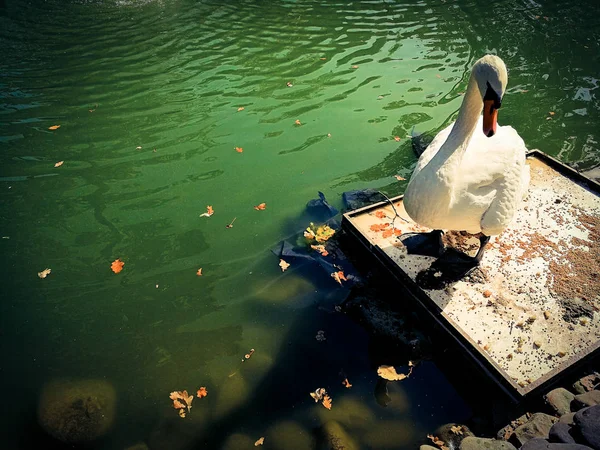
left=428, top=74, right=483, bottom=177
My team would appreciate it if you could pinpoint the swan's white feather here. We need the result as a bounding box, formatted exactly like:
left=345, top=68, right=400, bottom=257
left=404, top=114, right=530, bottom=235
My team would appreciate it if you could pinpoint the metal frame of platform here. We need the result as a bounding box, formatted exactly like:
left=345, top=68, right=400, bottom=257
left=341, top=150, right=600, bottom=401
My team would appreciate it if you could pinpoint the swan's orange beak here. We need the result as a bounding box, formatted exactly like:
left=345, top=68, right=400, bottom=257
left=483, top=99, right=498, bottom=137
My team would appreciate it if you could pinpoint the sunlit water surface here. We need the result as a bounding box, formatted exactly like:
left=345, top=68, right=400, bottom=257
left=1, top=0, right=599, bottom=448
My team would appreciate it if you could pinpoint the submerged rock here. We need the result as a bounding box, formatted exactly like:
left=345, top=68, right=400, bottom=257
left=264, top=420, right=315, bottom=450
left=37, top=378, right=116, bottom=443
left=572, top=373, right=600, bottom=395
left=318, top=421, right=359, bottom=450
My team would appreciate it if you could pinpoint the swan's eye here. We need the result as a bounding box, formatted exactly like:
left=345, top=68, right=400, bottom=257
left=484, top=82, right=501, bottom=110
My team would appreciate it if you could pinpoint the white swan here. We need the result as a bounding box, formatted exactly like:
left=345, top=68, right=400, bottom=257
left=402, top=55, right=530, bottom=270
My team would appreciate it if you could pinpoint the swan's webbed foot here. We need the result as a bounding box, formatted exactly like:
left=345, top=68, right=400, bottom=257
left=416, top=235, right=490, bottom=289
left=398, top=229, right=445, bottom=258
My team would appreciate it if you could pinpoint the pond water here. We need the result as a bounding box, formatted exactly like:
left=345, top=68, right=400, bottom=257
left=1, top=0, right=599, bottom=448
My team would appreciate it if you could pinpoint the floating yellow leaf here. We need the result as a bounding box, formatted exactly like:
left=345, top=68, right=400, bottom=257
left=38, top=268, right=51, bottom=279
left=255, top=437, right=265, bottom=446
left=111, top=259, right=124, bottom=274
left=237, top=107, right=245, bottom=112
left=279, top=259, right=290, bottom=272
left=377, top=365, right=408, bottom=381
left=54, top=161, right=64, bottom=168
left=48, top=125, right=60, bottom=130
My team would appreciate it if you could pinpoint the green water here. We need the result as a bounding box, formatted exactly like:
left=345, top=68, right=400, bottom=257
left=1, top=0, right=599, bottom=448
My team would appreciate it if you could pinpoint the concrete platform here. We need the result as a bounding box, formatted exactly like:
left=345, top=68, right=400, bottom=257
left=342, top=151, right=600, bottom=398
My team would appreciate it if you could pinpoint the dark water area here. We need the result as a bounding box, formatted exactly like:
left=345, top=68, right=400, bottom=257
left=1, top=0, right=599, bottom=448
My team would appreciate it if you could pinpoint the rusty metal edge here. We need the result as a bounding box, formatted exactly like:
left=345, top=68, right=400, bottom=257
left=340, top=149, right=600, bottom=401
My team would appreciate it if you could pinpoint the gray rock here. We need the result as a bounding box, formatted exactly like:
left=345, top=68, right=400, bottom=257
left=574, top=405, right=600, bottom=450
left=548, top=422, right=577, bottom=444
left=545, top=388, right=576, bottom=416
left=513, top=413, right=558, bottom=446
left=435, top=423, right=475, bottom=449
left=559, top=413, right=576, bottom=425
left=572, top=373, right=600, bottom=395
left=460, top=436, right=517, bottom=449
left=520, top=438, right=594, bottom=449
left=497, top=413, right=531, bottom=441
left=572, top=391, right=600, bottom=410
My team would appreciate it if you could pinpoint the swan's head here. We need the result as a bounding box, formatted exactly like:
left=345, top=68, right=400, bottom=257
left=472, top=55, right=508, bottom=137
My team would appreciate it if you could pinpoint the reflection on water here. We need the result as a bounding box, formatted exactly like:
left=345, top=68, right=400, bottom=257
left=1, top=0, right=599, bottom=448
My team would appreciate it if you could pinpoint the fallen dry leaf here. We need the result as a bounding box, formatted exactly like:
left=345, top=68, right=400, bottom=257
left=196, top=268, right=203, bottom=276
left=320, top=57, right=327, bottom=60
left=54, top=161, right=64, bottom=168
left=111, top=259, right=124, bottom=274
left=549, top=111, right=555, bottom=116
left=226, top=217, right=236, bottom=228
left=294, top=119, right=301, bottom=125
left=235, top=147, right=243, bottom=153
left=304, top=229, right=316, bottom=240
left=136, top=146, right=142, bottom=150
left=427, top=434, right=449, bottom=450
left=48, top=125, right=60, bottom=130
left=327, top=133, right=331, bottom=138
left=310, top=388, right=326, bottom=402
left=38, top=268, right=51, bottom=279
left=310, top=244, right=329, bottom=256
left=394, top=175, right=406, bottom=181
left=200, top=205, right=214, bottom=217
left=342, top=378, right=352, bottom=388
left=169, top=390, right=194, bottom=418
left=237, top=107, right=245, bottom=112
left=351, top=65, right=359, bottom=69
left=254, top=202, right=266, bottom=211
left=377, top=365, right=411, bottom=381
left=483, top=290, right=492, bottom=298
left=279, top=259, right=290, bottom=272
left=255, top=437, right=265, bottom=446
left=196, top=387, right=208, bottom=398
left=370, top=223, right=390, bottom=232
left=450, top=425, right=463, bottom=435
left=331, top=271, right=347, bottom=285
left=322, top=394, right=332, bottom=410
left=374, top=211, right=386, bottom=219
left=394, top=136, right=401, bottom=142
left=286, top=81, right=293, bottom=87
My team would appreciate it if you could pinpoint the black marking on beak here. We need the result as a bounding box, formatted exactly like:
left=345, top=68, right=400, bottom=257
left=484, top=81, right=502, bottom=111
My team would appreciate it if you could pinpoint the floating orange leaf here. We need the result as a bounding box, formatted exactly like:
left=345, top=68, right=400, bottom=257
left=310, top=388, right=326, bottom=402
left=394, top=136, right=401, bottom=142
left=48, top=125, right=60, bottom=130
left=374, top=211, right=386, bottom=219
left=427, top=434, right=449, bottom=450
left=279, top=259, right=290, bottom=272
left=342, top=378, right=352, bottom=388
left=237, top=107, right=245, bottom=112
left=549, top=111, right=555, bottom=116
left=254, top=203, right=266, bottom=211
left=38, top=268, right=52, bottom=279
left=255, top=437, right=265, bottom=446
left=111, top=259, right=124, bottom=274
left=200, top=205, right=214, bottom=217
left=169, top=390, right=194, bottom=418
left=54, top=161, right=64, bottom=168
left=196, top=387, right=208, bottom=398
left=322, top=394, right=332, bottom=410
left=311, top=244, right=329, bottom=256
left=331, top=271, right=347, bottom=285
left=235, top=147, right=243, bottom=153
left=394, top=175, right=406, bottom=181
left=197, top=268, right=203, bottom=276
left=382, top=229, right=394, bottom=239
left=294, top=120, right=301, bottom=125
